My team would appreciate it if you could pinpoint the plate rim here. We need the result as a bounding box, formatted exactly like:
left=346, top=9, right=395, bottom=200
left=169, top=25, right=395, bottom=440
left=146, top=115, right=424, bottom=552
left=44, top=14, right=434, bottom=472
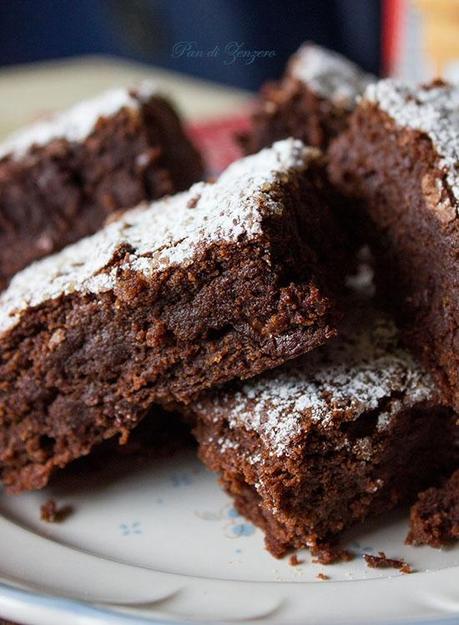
left=1, top=580, right=459, bottom=625
left=0, top=567, right=459, bottom=625
left=1, top=461, right=458, bottom=625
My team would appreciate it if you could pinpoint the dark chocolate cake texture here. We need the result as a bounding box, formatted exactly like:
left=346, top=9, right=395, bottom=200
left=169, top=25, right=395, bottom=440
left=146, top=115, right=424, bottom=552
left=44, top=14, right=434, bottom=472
left=0, top=138, right=347, bottom=493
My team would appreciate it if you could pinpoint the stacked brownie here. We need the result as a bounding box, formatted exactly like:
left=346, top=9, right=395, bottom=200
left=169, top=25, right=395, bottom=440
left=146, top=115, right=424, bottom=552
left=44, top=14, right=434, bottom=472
left=0, top=54, right=457, bottom=561
left=0, top=83, right=203, bottom=289
left=190, top=271, right=456, bottom=557
left=242, top=43, right=373, bottom=152
left=0, top=138, right=348, bottom=493
left=329, top=79, right=459, bottom=413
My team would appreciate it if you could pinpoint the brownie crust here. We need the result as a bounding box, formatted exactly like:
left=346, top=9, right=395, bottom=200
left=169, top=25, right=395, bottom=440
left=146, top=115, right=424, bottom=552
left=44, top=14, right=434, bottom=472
left=0, top=140, right=347, bottom=493
left=0, top=85, right=203, bottom=288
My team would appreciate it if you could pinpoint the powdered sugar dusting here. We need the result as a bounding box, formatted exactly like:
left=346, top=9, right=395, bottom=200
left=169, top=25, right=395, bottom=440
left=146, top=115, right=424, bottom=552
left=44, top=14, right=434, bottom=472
left=289, top=43, right=373, bottom=109
left=0, top=138, right=320, bottom=334
left=365, top=79, right=459, bottom=215
left=0, top=81, right=159, bottom=160
left=196, top=287, right=436, bottom=457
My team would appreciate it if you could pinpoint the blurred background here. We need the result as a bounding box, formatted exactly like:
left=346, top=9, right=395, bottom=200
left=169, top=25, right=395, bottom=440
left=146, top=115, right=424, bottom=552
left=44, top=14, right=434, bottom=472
left=0, top=0, right=458, bottom=137
left=0, top=0, right=383, bottom=89
left=2, top=0, right=459, bottom=88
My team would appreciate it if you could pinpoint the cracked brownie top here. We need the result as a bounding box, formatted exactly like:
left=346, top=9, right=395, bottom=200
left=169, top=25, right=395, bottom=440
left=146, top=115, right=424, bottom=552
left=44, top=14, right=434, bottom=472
left=0, top=138, right=322, bottom=334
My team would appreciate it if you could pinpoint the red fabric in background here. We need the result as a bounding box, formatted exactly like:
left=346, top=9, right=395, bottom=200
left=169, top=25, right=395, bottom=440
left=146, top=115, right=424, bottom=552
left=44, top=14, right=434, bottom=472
left=187, top=114, right=252, bottom=177
left=383, top=0, right=403, bottom=76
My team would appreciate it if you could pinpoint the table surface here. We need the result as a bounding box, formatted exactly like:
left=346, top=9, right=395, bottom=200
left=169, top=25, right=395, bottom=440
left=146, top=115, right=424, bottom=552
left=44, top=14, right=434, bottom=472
left=0, top=54, right=252, bottom=141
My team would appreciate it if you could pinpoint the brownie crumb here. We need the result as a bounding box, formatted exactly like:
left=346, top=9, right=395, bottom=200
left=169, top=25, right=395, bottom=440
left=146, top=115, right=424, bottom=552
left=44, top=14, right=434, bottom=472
left=40, top=499, right=73, bottom=523
left=364, top=551, right=412, bottom=573
left=289, top=554, right=304, bottom=566
left=311, top=542, right=354, bottom=565
left=316, top=573, right=330, bottom=581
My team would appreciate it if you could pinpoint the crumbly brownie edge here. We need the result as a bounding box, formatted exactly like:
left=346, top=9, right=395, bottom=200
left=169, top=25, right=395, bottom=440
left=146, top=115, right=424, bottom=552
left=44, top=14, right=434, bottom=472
left=195, top=402, right=455, bottom=557
left=190, top=284, right=455, bottom=557
left=407, top=468, right=459, bottom=547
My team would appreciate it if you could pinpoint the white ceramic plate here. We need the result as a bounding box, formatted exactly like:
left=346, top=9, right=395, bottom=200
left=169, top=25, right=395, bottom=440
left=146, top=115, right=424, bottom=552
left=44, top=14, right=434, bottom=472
left=0, top=446, right=458, bottom=625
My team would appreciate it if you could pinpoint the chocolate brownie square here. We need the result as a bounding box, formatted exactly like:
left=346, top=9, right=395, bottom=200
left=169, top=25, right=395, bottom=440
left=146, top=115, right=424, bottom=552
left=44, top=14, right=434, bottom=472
left=242, top=43, right=373, bottom=153
left=0, top=83, right=203, bottom=288
left=329, top=79, right=459, bottom=412
left=190, top=273, right=456, bottom=557
left=0, top=138, right=348, bottom=493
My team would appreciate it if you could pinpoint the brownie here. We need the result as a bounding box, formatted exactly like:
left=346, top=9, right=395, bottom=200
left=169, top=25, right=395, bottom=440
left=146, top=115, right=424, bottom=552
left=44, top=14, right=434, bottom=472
left=0, top=138, right=348, bottom=493
left=190, top=274, right=456, bottom=558
left=407, top=469, right=459, bottom=548
left=242, top=43, right=373, bottom=153
left=0, top=83, right=203, bottom=289
left=329, top=79, right=459, bottom=412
